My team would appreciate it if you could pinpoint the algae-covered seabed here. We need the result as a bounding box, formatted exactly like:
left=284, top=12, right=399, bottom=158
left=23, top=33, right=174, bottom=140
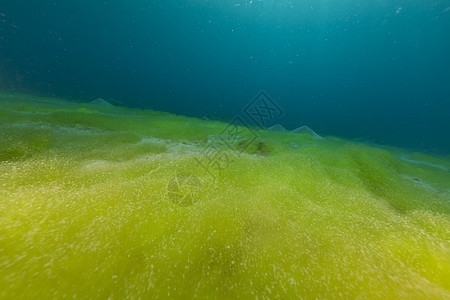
left=0, top=93, right=449, bottom=299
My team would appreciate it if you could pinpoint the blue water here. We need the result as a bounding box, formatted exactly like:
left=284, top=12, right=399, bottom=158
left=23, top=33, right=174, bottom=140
left=1, top=1, right=449, bottom=153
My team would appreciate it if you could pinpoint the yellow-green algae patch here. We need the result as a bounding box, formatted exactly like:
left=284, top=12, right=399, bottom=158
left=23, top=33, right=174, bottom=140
left=0, top=93, right=449, bottom=299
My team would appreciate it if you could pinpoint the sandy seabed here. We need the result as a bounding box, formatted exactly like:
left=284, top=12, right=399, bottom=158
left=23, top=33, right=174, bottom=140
left=1, top=93, right=449, bottom=299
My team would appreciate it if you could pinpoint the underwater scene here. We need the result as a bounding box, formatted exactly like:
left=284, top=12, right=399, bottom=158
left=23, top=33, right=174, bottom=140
left=1, top=1, right=450, bottom=299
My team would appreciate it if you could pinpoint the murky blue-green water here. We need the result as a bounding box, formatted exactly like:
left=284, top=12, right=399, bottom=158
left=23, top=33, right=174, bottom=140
left=1, top=1, right=449, bottom=152
left=1, top=1, right=450, bottom=299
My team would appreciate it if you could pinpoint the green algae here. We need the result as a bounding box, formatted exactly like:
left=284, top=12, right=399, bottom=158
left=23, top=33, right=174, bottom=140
left=0, top=94, right=449, bottom=299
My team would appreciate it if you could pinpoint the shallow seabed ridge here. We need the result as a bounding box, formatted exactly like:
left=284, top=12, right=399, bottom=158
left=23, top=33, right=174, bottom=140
left=0, top=93, right=449, bottom=299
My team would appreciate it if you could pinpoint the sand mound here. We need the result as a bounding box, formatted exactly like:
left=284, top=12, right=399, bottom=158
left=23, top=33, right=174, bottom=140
left=268, top=124, right=289, bottom=132
left=269, top=124, right=323, bottom=139
left=90, top=98, right=113, bottom=106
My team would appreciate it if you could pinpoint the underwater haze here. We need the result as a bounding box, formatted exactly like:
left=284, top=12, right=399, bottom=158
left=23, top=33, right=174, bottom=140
left=1, top=0, right=450, bottom=153
left=1, top=1, right=450, bottom=299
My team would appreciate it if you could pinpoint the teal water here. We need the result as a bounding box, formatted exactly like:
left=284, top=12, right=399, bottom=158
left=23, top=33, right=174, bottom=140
left=1, top=1, right=450, bottom=298
left=1, top=1, right=449, bottom=152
